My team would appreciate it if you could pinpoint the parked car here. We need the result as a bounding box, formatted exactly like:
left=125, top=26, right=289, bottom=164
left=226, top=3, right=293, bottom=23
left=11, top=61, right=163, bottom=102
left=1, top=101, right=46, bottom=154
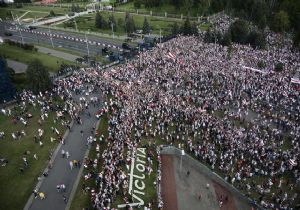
left=4, top=31, right=12, bottom=36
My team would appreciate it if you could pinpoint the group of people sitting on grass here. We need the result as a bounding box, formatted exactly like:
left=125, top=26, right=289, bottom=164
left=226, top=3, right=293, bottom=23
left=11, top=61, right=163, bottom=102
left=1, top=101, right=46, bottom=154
left=79, top=25, right=300, bottom=209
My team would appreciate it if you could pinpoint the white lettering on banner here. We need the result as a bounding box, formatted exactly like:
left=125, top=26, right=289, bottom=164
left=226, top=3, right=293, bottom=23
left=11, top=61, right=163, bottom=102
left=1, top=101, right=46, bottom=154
left=118, top=148, right=146, bottom=208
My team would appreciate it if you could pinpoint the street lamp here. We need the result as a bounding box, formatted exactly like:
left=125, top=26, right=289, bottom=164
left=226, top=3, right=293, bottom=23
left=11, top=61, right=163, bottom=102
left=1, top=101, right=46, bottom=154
left=159, top=27, right=162, bottom=44
left=111, top=22, right=114, bottom=39
left=180, top=149, right=185, bottom=172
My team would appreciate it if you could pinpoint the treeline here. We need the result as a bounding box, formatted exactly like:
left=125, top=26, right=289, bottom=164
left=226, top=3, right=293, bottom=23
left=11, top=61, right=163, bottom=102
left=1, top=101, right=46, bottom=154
left=94, top=12, right=154, bottom=35
left=204, top=19, right=266, bottom=49
left=129, top=0, right=300, bottom=48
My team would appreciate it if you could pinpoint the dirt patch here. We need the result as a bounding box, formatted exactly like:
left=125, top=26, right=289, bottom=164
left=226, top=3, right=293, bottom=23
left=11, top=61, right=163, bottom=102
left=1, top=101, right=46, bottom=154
left=161, top=154, right=178, bottom=210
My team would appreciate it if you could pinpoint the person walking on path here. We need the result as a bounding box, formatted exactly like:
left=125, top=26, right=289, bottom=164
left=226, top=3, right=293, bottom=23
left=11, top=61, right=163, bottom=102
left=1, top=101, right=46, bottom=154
left=61, top=149, right=65, bottom=158
left=39, top=192, right=45, bottom=200
left=61, top=184, right=66, bottom=192
left=69, top=160, right=73, bottom=170
left=62, top=195, right=68, bottom=204
left=66, top=151, right=70, bottom=159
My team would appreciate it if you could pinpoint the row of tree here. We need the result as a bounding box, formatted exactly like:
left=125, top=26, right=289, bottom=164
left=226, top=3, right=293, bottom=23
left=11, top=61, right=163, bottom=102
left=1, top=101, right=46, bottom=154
left=128, top=0, right=300, bottom=49
left=171, top=18, right=199, bottom=36
left=204, top=20, right=266, bottom=49
left=0, top=55, right=52, bottom=95
left=95, top=12, right=152, bottom=34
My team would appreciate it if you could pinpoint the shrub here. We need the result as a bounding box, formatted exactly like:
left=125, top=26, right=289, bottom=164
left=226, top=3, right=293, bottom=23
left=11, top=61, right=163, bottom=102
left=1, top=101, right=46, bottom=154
left=274, top=62, right=284, bottom=72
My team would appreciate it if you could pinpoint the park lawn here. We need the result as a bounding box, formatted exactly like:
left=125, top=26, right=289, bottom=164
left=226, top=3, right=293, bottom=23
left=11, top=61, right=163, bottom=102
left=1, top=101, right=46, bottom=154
left=116, top=2, right=201, bottom=16
left=70, top=112, right=109, bottom=210
left=18, top=5, right=69, bottom=14
left=0, top=8, right=28, bottom=20
left=199, top=23, right=211, bottom=31
left=0, top=103, right=68, bottom=210
left=0, top=44, right=77, bottom=72
left=59, top=11, right=183, bottom=36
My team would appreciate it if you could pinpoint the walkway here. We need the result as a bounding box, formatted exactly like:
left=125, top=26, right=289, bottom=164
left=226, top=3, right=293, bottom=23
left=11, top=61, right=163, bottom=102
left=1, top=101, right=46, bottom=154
left=24, top=87, right=102, bottom=210
left=7, top=59, right=28, bottom=73
left=36, top=46, right=80, bottom=62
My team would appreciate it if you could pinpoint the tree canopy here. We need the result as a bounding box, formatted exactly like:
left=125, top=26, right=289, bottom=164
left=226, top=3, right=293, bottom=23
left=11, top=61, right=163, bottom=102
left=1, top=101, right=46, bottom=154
left=142, top=17, right=151, bottom=34
left=26, top=59, right=51, bottom=94
left=0, top=56, right=16, bottom=103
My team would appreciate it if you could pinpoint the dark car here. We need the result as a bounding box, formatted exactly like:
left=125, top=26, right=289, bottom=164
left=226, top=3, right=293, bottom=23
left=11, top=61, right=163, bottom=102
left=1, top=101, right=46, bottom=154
left=28, top=26, right=37, bottom=30
left=4, top=31, right=12, bottom=36
left=122, top=43, right=131, bottom=50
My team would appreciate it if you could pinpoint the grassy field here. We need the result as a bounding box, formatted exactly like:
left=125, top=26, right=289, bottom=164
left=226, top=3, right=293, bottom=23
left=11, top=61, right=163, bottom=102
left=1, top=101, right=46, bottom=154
left=0, top=103, right=68, bottom=210
left=0, top=44, right=77, bottom=72
left=58, top=11, right=184, bottom=36
left=0, top=6, right=66, bottom=20
left=116, top=2, right=201, bottom=16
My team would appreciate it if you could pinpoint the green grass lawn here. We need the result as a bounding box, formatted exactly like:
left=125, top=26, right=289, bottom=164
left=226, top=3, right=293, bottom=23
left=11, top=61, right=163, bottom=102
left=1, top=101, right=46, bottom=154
left=116, top=2, right=201, bottom=16
left=0, top=103, right=68, bottom=210
left=0, top=5, right=69, bottom=20
left=17, top=5, right=69, bottom=14
left=58, top=11, right=183, bottom=36
left=0, top=44, right=77, bottom=72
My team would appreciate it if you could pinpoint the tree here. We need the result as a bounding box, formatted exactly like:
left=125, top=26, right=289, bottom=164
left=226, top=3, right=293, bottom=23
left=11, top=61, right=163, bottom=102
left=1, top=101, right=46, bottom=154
left=0, top=56, right=16, bottom=103
left=49, top=10, right=55, bottom=17
left=182, top=17, right=192, bottom=35
left=142, top=17, right=150, bottom=34
left=171, top=22, right=180, bottom=35
left=272, top=10, right=290, bottom=32
left=230, top=19, right=249, bottom=44
left=221, top=31, right=232, bottom=46
left=117, top=18, right=124, bottom=28
left=134, top=0, right=141, bottom=8
left=108, top=15, right=117, bottom=32
left=191, top=22, right=199, bottom=36
left=26, top=59, right=51, bottom=94
left=71, top=3, right=76, bottom=12
left=293, top=30, right=300, bottom=50
left=124, top=12, right=135, bottom=34
left=274, top=62, right=284, bottom=72
left=247, top=30, right=266, bottom=49
left=95, top=11, right=106, bottom=29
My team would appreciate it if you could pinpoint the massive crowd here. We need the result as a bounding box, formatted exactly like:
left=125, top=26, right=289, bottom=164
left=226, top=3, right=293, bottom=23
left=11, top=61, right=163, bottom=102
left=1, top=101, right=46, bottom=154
left=85, top=27, right=300, bottom=209
left=1, top=15, right=299, bottom=210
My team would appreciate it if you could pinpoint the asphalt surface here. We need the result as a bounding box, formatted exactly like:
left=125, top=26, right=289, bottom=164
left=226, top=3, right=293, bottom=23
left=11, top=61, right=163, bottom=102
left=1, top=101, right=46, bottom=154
left=27, top=87, right=102, bottom=210
left=7, top=59, right=28, bottom=73
left=36, top=46, right=80, bottom=62
left=0, top=21, right=132, bottom=57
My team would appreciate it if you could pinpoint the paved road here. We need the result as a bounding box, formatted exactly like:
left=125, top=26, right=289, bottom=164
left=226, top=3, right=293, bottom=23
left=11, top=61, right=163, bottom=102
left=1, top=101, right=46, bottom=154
left=7, top=59, right=28, bottom=73
left=26, top=87, right=102, bottom=210
left=36, top=46, right=80, bottom=62
left=0, top=21, right=128, bottom=57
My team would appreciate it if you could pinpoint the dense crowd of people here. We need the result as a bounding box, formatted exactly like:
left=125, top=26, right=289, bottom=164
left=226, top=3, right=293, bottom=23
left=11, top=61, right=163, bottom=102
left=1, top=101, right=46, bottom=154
left=85, top=27, right=300, bottom=209
left=1, top=15, right=299, bottom=210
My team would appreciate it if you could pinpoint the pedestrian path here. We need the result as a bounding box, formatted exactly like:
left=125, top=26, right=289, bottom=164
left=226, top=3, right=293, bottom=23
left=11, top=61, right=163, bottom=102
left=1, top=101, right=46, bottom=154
left=25, top=90, right=102, bottom=210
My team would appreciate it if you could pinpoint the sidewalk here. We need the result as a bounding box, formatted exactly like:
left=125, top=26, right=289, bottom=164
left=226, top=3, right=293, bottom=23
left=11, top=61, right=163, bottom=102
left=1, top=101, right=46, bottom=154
left=36, top=46, right=80, bottom=62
